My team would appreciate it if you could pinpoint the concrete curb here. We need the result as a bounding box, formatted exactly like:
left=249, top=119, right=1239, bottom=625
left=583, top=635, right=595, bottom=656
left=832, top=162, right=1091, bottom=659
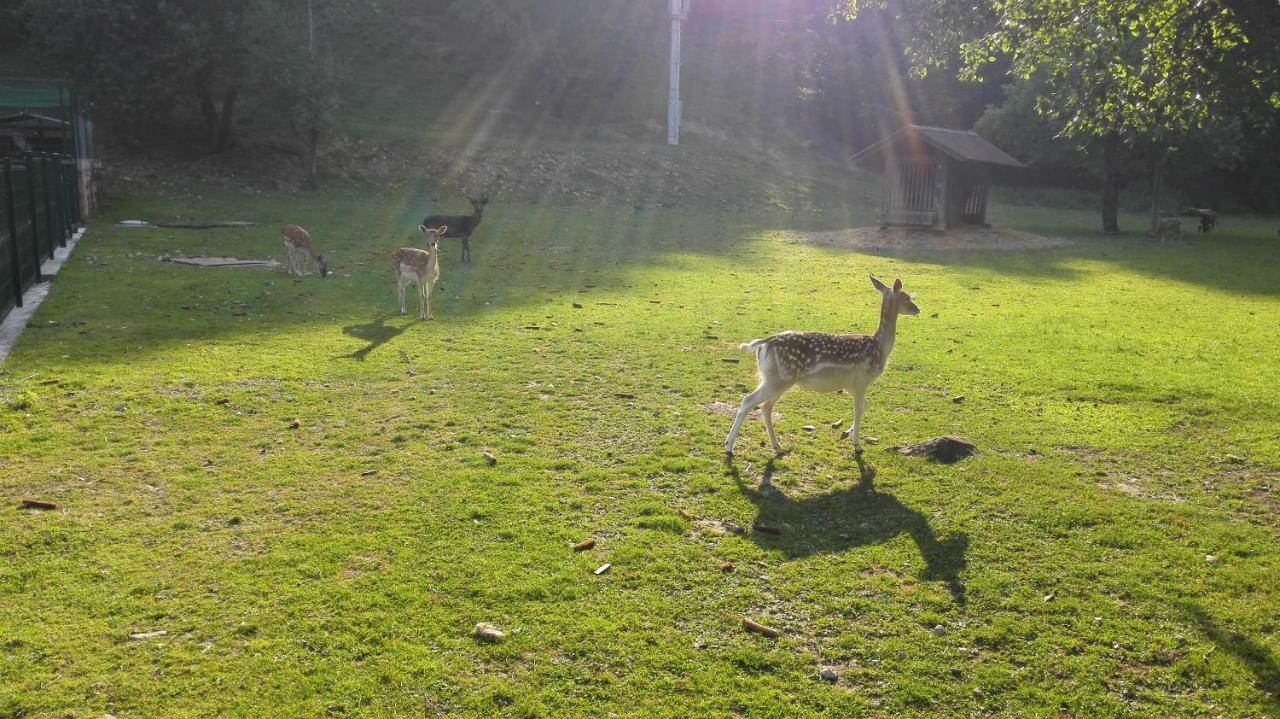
left=0, top=226, right=87, bottom=367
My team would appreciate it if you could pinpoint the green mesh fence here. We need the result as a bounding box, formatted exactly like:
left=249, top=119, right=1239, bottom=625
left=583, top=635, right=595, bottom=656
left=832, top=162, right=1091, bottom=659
left=0, top=87, right=65, bottom=109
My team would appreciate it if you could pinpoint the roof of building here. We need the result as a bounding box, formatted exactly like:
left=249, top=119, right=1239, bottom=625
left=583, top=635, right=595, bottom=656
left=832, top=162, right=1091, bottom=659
left=0, top=111, right=69, bottom=128
left=851, top=125, right=1025, bottom=169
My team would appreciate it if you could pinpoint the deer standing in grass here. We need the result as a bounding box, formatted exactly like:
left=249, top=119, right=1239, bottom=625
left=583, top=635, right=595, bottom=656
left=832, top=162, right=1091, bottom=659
left=395, top=225, right=446, bottom=319
left=422, top=196, right=488, bottom=264
left=725, top=276, right=920, bottom=457
left=280, top=225, right=330, bottom=277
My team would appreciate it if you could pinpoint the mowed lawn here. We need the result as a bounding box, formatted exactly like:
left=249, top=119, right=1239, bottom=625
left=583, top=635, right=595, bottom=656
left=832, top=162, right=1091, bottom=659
left=2, top=189, right=1278, bottom=718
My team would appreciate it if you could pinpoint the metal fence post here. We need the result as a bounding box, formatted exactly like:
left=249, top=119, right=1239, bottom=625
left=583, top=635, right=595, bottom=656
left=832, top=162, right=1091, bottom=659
left=54, top=158, right=67, bottom=247
left=24, top=153, right=42, bottom=278
left=40, top=154, right=55, bottom=259
left=3, top=158, right=23, bottom=308
left=65, top=157, right=80, bottom=226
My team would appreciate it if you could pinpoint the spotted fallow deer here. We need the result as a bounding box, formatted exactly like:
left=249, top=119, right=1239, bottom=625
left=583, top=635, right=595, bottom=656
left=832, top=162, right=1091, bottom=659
left=724, top=276, right=920, bottom=457
left=280, top=225, right=330, bottom=277
left=394, top=225, right=446, bottom=319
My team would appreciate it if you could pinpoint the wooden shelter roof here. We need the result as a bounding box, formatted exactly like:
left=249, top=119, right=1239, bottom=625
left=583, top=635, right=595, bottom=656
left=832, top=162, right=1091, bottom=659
left=851, top=125, right=1025, bottom=170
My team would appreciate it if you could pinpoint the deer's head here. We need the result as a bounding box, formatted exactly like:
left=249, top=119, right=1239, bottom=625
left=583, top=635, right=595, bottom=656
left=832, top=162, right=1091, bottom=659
left=418, top=224, right=447, bottom=251
left=467, top=196, right=490, bottom=212
left=316, top=254, right=330, bottom=277
left=870, top=275, right=919, bottom=316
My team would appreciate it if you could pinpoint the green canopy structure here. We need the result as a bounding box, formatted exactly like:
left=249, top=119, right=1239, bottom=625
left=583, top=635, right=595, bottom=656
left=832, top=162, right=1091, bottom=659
left=0, top=85, right=67, bottom=109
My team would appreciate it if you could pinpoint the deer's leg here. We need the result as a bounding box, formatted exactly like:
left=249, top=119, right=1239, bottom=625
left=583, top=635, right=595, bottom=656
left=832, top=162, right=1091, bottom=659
left=417, top=280, right=426, bottom=319
left=761, top=398, right=783, bottom=455
left=850, top=385, right=868, bottom=454
left=725, top=380, right=786, bottom=455
left=424, top=282, right=433, bottom=320
left=462, top=236, right=470, bottom=263
left=397, top=277, right=407, bottom=314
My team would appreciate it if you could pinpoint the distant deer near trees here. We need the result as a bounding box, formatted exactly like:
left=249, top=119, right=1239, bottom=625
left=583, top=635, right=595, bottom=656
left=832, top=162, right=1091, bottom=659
left=394, top=225, right=445, bottom=319
left=281, top=225, right=330, bottom=277
left=422, top=196, right=489, bottom=263
left=1151, top=217, right=1182, bottom=241
left=1181, top=207, right=1217, bottom=233
left=724, top=276, right=920, bottom=458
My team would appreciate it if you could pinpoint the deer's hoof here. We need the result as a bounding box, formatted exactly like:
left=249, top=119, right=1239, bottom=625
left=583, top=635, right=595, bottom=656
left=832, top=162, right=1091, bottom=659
left=854, top=446, right=864, bottom=456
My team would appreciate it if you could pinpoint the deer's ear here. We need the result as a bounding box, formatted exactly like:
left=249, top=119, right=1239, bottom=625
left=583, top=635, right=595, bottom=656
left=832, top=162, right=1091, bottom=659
left=437, top=225, right=448, bottom=235
left=893, top=278, right=902, bottom=292
left=417, top=224, right=429, bottom=234
left=869, top=275, right=888, bottom=292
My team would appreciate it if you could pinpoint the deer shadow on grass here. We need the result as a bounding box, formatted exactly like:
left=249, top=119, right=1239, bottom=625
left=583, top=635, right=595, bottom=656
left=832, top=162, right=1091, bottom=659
left=341, top=313, right=413, bottom=360
left=1181, top=602, right=1280, bottom=712
left=728, top=455, right=968, bottom=605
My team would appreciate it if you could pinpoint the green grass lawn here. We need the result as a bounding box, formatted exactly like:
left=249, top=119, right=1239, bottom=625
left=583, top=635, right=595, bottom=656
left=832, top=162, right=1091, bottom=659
left=2, top=190, right=1278, bottom=718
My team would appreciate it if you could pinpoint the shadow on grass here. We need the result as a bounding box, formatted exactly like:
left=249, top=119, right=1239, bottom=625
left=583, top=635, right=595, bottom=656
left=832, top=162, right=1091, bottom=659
left=1182, top=602, right=1280, bottom=712
left=803, top=217, right=1280, bottom=295
left=341, top=313, right=413, bottom=360
left=728, top=455, right=968, bottom=605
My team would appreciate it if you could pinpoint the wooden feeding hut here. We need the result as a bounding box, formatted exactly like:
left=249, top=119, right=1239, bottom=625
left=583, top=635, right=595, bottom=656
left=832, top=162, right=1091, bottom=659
left=850, top=125, right=1024, bottom=231
left=0, top=111, right=73, bottom=155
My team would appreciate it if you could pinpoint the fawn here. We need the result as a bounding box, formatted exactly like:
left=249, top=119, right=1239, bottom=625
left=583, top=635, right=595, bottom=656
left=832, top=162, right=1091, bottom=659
left=1151, top=217, right=1182, bottom=241
left=422, top=196, right=488, bottom=264
left=280, top=225, right=330, bottom=277
left=725, top=276, right=920, bottom=457
left=394, top=225, right=446, bottom=319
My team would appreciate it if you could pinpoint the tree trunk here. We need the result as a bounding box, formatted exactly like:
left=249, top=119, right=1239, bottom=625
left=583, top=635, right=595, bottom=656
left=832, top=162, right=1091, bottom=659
left=193, top=74, right=219, bottom=142
left=1101, top=132, right=1121, bottom=233
left=1149, top=150, right=1170, bottom=233
left=305, top=125, right=319, bottom=189
left=213, top=84, right=239, bottom=154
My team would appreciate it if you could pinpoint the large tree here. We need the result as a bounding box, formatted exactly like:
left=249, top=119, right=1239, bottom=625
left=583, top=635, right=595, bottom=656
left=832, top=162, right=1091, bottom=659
left=844, top=0, right=1276, bottom=232
left=21, top=0, right=250, bottom=153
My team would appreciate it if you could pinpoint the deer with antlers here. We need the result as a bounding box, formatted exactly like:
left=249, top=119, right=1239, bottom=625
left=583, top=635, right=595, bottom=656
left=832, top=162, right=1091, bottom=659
left=394, top=225, right=446, bottom=319
left=724, top=276, right=920, bottom=457
left=281, top=225, right=330, bottom=277
left=422, top=195, right=489, bottom=264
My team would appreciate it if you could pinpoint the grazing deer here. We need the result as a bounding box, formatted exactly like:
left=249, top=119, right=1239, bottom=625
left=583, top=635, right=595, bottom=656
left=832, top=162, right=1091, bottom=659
left=724, top=276, right=920, bottom=457
left=422, top=195, right=489, bottom=264
left=1181, top=207, right=1217, bottom=233
left=281, top=225, right=330, bottom=277
left=394, top=225, right=446, bottom=319
left=1151, top=217, right=1182, bottom=241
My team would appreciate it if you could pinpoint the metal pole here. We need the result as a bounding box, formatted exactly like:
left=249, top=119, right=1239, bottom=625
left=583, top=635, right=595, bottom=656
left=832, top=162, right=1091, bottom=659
left=56, top=158, right=68, bottom=246
left=40, top=155, right=55, bottom=259
left=3, top=158, right=24, bottom=308
left=69, top=86, right=84, bottom=223
left=24, top=153, right=42, bottom=275
left=667, top=0, right=689, bottom=146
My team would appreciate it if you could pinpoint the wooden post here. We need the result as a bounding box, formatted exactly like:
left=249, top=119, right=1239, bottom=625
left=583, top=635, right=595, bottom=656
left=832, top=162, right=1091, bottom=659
left=933, top=158, right=948, bottom=231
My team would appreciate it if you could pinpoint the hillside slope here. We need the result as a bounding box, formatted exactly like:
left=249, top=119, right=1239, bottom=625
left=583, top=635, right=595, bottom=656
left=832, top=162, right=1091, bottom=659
left=97, top=3, right=873, bottom=212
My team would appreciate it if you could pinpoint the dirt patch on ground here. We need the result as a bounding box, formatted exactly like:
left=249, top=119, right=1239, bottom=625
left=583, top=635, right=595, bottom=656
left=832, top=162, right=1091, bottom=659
left=797, top=226, right=1072, bottom=252
left=167, top=257, right=281, bottom=269
left=702, top=401, right=779, bottom=421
